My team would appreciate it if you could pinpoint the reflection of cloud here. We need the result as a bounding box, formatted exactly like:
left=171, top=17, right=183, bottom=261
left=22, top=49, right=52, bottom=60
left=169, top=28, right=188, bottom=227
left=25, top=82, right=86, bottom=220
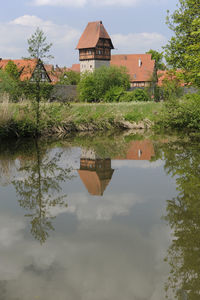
left=66, top=192, right=144, bottom=221
left=112, top=159, right=163, bottom=169
left=0, top=216, right=25, bottom=248
left=0, top=212, right=170, bottom=300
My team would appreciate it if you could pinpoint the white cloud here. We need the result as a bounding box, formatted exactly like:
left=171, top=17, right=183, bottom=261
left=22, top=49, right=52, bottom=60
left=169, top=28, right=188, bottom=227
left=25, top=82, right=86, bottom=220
left=32, top=0, right=167, bottom=7
left=33, top=0, right=87, bottom=6
left=112, top=32, right=167, bottom=54
left=0, top=15, right=167, bottom=66
left=0, top=15, right=80, bottom=66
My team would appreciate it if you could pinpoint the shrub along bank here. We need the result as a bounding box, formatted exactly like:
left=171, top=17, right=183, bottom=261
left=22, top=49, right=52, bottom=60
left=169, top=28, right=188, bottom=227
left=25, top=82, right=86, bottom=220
left=156, top=94, right=200, bottom=131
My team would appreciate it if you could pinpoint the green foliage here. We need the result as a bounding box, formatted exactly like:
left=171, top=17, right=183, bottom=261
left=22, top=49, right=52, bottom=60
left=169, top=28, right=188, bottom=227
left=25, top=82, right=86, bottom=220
left=28, top=27, right=53, bottom=61
left=131, top=89, right=151, bottom=102
left=124, top=111, right=143, bottom=122
left=5, top=60, right=20, bottom=80
left=58, top=70, right=80, bottom=85
left=104, top=86, right=125, bottom=102
left=27, top=27, right=53, bottom=135
left=78, top=66, right=130, bottom=102
left=157, top=94, right=200, bottom=130
left=12, top=139, right=73, bottom=243
left=159, top=70, right=184, bottom=101
left=0, top=69, right=22, bottom=102
left=20, top=81, right=53, bottom=101
left=119, top=91, right=136, bottom=102
left=164, top=0, right=200, bottom=87
left=146, top=49, right=166, bottom=70
left=0, top=101, right=162, bottom=138
left=160, top=138, right=200, bottom=299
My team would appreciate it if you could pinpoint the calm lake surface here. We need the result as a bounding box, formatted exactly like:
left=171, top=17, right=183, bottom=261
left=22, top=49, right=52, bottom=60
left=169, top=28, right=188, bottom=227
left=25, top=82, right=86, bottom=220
left=0, top=131, right=199, bottom=300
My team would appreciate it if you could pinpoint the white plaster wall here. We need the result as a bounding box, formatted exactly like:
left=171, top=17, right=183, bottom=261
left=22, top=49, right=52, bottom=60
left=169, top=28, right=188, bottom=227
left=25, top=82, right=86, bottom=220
left=80, top=60, right=110, bottom=73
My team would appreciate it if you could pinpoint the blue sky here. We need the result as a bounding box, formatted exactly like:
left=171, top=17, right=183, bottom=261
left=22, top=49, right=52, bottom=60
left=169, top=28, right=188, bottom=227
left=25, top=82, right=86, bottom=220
left=0, top=0, right=179, bottom=66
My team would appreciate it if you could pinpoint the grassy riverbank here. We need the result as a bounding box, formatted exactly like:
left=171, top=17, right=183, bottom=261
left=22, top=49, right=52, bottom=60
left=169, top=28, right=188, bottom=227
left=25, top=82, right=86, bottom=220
left=0, top=101, right=162, bottom=138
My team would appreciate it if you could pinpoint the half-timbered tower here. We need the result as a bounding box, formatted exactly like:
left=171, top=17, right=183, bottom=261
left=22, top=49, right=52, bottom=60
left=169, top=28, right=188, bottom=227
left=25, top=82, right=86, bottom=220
left=76, top=21, right=114, bottom=73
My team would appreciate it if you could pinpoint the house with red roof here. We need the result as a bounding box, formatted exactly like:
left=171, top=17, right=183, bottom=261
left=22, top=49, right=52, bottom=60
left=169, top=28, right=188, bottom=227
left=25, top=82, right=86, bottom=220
left=111, top=54, right=156, bottom=88
left=76, top=21, right=114, bottom=73
left=0, top=58, right=51, bottom=83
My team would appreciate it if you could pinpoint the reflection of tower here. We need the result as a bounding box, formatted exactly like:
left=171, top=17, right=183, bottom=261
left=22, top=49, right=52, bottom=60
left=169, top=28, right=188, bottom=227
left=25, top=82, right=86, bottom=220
left=78, top=149, right=114, bottom=196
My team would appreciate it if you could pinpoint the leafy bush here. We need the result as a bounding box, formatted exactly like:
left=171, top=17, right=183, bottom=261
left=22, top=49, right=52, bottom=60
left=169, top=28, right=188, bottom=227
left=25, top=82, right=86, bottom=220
left=120, top=91, right=136, bottom=102
left=104, top=86, right=125, bottom=102
left=78, top=66, right=130, bottom=102
left=157, top=93, right=200, bottom=130
left=0, top=69, right=22, bottom=102
left=131, top=89, right=150, bottom=102
left=124, top=111, right=143, bottom=122
left=20, top=81, right=53, bottom=101
left=158, top=70, right=184, bottom=101
left=58, top=70, right=80, bottom=85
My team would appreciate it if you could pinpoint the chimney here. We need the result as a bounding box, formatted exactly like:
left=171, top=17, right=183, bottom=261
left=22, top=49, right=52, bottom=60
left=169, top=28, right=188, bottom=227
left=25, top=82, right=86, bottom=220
left=138, top=58, right=142, bottom=67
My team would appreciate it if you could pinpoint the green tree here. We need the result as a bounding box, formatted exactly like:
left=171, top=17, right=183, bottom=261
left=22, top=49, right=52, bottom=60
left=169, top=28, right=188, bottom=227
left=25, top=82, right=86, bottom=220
left=5, top=60, right=20, bottom=80
left=146, top=49, right=166, bottom=71
left=27, top=27, right=53, bottom=135
left=78, top=65, right=130, bottom=102
left=0, top=69, right=22, bottom=102
left=58, top=70, right=80, bottom=85
left=164, top=0, right=200, bottom=87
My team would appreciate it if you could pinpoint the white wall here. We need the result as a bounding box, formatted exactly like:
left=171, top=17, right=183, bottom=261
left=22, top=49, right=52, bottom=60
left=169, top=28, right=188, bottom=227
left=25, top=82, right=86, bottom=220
left=80, top=60, right=110, bottom=73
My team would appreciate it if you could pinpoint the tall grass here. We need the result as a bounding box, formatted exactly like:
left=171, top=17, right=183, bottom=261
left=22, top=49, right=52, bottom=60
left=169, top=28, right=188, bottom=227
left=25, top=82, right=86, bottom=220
left=0, top=101, right=162, bottom=138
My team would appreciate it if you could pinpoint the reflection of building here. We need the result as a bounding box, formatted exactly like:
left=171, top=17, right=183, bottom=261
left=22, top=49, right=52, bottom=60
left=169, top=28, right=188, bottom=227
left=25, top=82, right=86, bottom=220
left=115, top=140, right=155, bottom=161
left=78, top=149, right=114, bottom=196
left=78, top=141, right=155, bottom=196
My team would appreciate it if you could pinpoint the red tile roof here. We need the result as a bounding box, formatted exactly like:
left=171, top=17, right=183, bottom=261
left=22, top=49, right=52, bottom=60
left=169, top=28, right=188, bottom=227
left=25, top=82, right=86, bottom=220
left=78, top=170, right=113, bottom=196
left=44, top=64, right=67, bottom=84
left=0, top=59, right=38, bottom=81
left=115, top=140, right=155, bottom=161
left=69, top=64, right=80, bottom=73
left=76, top=21, right=114, bottom=49
left=111, top=54, right=155, bottom=83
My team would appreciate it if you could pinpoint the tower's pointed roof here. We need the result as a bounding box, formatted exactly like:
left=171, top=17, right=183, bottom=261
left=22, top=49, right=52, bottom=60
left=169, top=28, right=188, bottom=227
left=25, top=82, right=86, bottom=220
left=78, top=169, right=114, bottom=196
left=76, top=21, right=114, bottom=49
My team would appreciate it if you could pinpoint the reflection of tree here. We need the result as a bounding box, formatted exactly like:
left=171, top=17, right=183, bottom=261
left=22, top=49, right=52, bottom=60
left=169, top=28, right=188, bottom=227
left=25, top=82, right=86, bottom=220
left=13, top=138, right=73, bottom=244
left=161, top=139, right=200, bottom=299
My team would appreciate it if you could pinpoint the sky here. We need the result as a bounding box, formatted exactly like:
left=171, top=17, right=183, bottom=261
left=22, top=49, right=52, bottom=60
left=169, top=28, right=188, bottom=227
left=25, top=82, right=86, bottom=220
left=0, top=0, right=179, bottom=67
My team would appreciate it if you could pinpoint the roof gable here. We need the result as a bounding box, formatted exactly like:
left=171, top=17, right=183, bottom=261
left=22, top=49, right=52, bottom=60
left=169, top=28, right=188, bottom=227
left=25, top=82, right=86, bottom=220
left=0, top=59, right=51, bottom=82
left=76, top=21, right=114, bottom=49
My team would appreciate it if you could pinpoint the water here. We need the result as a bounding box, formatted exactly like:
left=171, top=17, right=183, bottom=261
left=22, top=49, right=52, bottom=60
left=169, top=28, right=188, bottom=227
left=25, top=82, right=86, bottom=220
left=0, top=132, right=199, bottom=300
